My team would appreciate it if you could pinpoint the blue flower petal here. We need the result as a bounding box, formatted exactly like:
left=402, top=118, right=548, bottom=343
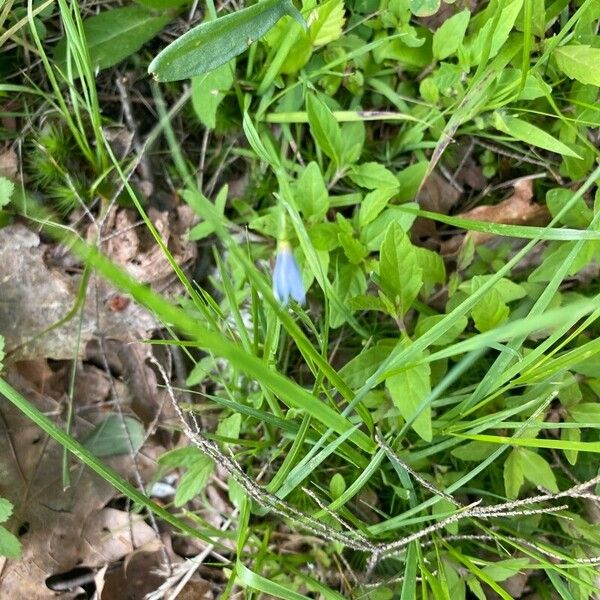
left=273, top=242, right=305, bottom=306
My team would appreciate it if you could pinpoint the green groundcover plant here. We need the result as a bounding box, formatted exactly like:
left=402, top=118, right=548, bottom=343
left=1, top=0, right=600, bottom=597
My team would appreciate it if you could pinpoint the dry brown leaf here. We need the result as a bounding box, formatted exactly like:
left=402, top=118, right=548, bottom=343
left=0, top=224, right=157, bottom=361
left=441, top=179, right=549, bottom=255
left=413, top=172, right=462, bottom=243
left=0, top=147, right=18, bottom=179
left=98, top=207, right=196, bottom=288
left=0, top=370, right=159, bottom=598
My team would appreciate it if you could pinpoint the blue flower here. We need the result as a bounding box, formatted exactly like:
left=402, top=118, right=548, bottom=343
left=273, top=241, right=305, bottom=306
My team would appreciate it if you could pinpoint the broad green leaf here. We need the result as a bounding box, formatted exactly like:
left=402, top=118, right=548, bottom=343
left=359, top=188, right=396, bottom=227
left=306, top=93, right=343, bottom=165
left=482, top=559, right=533, bottom=582
left=415, top=315, right=467, bottom=346
left=348, top=162, right=399, bottom=190
left=329, top=473, right=346, bottom=499
left=529, top=241, right=593, bottom=282
left=310, top=0, right=345, bottom=46
left=339, top=343, right=392, bottom=388
left=159, top=446, right=204, bottom=469
left=149, top=0, right=305, bottom=81
left=174, top=454, right=215, bottom=506
left=469, top=276, right=509, bottom=333
left=554, top=45, right=600, bottom=87
left=503, top=449, right=524, bottom=499
left=519, top=448, right=558, bottom=492
left=82, top=415, right=144, bottom=458
left=488, top=0, right=523, bottom=58
left=562, top=426, right=580, bottom=466
left=0, top=498, right=12, bottom=523
left=432, top=10, right=470, bottom=60
left=493, top=112, right=581, bottom=158
left=546, top=188, right=593, bottom=228
left=569, top=403, right=600, bottom=426
left=329, top=263, right=366, bottom=328
left=339, top=232, right=367, bottom=264
left=191, top=61, right=235, bottom=128
left=379, top=222, right=422, bottom=316
left=409, top=0, right=440, bottom=17
left=216, top=413, right=242, bottom=439
left=0, top=177, right=14, bottom=208
left=460, top=276, right=526, bottom=304
left=361, top=204, right=418, bottom=251
left=396, top=161, right=428, bottom=202
left=386, top=352, right=432, bottom=441
left=56, top=7, right=170, bottom=71
left=415, top=247, right=445, bottom=289
left=451, top=441, right=496, bottom=462
left=0, top=526, right=21, bottom=559
left=294, top=161, right=328, bottom=220
left=340, top=121, right=365, bottom=166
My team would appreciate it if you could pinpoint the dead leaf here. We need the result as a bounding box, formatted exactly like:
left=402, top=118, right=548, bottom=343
left=0, top=370, right=159, bottom=598
left=0, top=224, right=157, bottom=361
left=97, top=207, right=196, bottom=288
left=441, top=179, right=549, bottom=256
left=413, top=171, right=462, bottom=243
left=0, top=147, right=18, bottom=180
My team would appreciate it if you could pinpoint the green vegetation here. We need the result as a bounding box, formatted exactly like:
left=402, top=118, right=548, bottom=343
left=1, top=0, right=600, bottom=597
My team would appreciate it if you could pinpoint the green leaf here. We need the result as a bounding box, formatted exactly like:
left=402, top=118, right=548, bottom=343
left=415, top=315, right=467, bottom=346
left=216, top=413, right=242, bottom=439
left=432, top=10, right=470, bottom=60
left=0, top=498, right=13, bottom=523
left=339, top=232, right=367, bottom=264
left=359, top=188, right=396, bottom=227
left=82, top=415, right=144, bottom=458
left=562, top=427, right=580, bottom=466
left=409, top=0, right=440, bottom=17
left=149, top=0, right=305, bottom=81
left=471, top=286, right=509, bottom=333
left=451, top=441, right=496, bottom=462
left=482, top=558, right=533, bottom=582
left=174, top=454, right=215, bottom=506
left=361, top=205, right=418, bottom=251
left=237, top=560, right=311, bottom=600
left=159, top=446, right=204, bottom=469
left=191, top=61, right=235, bottom=128
left=386, top=352, right=432, bottom=441
left=340, top=121, right=365, bottom=165
left=56, top=7, right=170, bottom=71
left=503, top=449, right=524, bottom=499
left=0, top=177, right=14, bottom=208
left=348, top=162, right=399, bottom=190
left=0, top=526, right=21, bottom=559
left=0, top=335, right=4, bottom=369
left=339, top=343, right=392, bottom=388
left=396, top=161, right=428, bottom=202
left=329, top=263, right=366, bottom=328
left=519, top=448, right=558, bottom=492
left=493, top=112, right=582, bottom=158
left=569, top=403, right=600, bottom=426
left=329, top=473, right=346, bottom=499
left=546, top=188, right=593, bottom=229
left=310, top=0, right=345, bottom=46
left=294, top=161, right=328, bottom=220
left=554, top=45, right=600, bottom=87
left=306, top=93, right=343, bottom=166
left=378, top=222, right=422, bottom=317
